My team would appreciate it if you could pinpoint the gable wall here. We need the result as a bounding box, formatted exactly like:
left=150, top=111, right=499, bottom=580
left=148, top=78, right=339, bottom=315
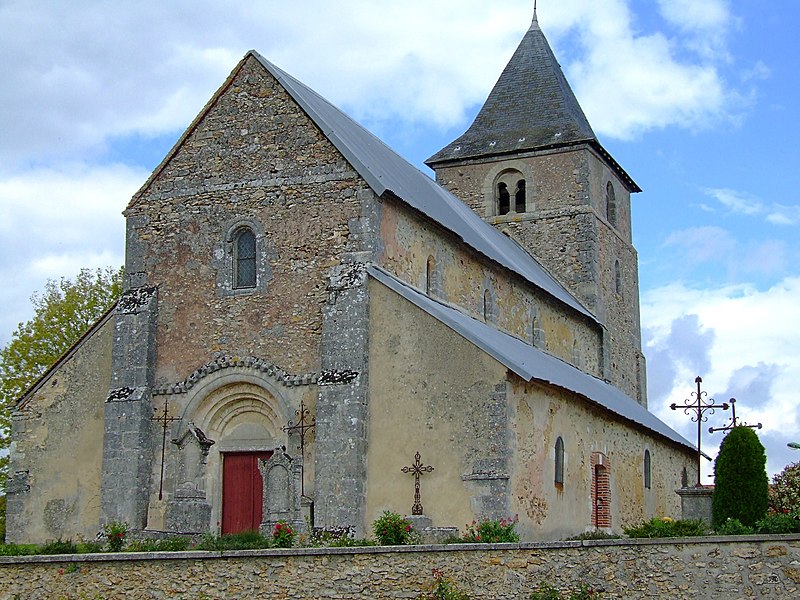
left=376, top=197, right=602, bottom=375
left=124, top=56, right=372, bottom=386
left=6, top=317, right=114, bottom=544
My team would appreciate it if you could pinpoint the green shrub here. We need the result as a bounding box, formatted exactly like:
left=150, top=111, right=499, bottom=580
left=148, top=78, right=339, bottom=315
left=715, top=518, right=754, bottom=536
left=40, top=538, right=78, bottom=555
left=0, top=543, right=39, bottom=556
left=102, top=521, right=128, bottom=552
left=712, top=426, right=769, bottom=528
left=125, top=537, right=190, bottom=552
left=271, top=521, right=295, bottom=548
left=755, top=513, right=800, bottom=534
left=196, top=530, right=271, bottom=551
left=624, top=517, right=708, bottom=538
left=769, top=461, right=800, bottom=515
left=76, top=540, right=105, bottom=554
left=460, top=516, right=519, bottom=543
left=373, top=511, right=413, bottom=545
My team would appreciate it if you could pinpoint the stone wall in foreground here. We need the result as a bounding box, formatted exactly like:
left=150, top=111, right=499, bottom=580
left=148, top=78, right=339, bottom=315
left=1, top=535, right=799, bottom=599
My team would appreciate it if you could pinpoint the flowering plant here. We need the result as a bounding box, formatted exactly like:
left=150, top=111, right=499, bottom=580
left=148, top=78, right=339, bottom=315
left=272, top=521, right=295, bottom=548
left=372, top=511, right=414, bottom=545
left=427, top=568, right=470, bottom=599
left=102, top=521, right=128, bottom=552
left=461, top=515, right=519, bottom=543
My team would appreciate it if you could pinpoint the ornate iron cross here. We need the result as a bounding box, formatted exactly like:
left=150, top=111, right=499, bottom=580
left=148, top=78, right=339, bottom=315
left=151, top=398, right=180, bottom=500
left=282, top=399, right=315, bottom=497
left=709, top=397, right=763, bottom=435
left=670, top=376, right=729, bottom=487
left=401, top=451, right=434, bottom=515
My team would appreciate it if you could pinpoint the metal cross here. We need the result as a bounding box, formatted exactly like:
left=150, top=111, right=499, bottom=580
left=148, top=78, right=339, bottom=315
left=401, top=451, right=434, bottom=515
left=671, top=376, right=729, bottom=487
left=709, top=397, right=763, bottom=435
left=282, top=399, right=315, bottom=497
left=151, top=398, right=180, bottom=500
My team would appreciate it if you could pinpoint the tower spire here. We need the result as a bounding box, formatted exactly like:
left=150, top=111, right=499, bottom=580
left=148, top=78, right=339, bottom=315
left=531, top=0, right=539, bottom=30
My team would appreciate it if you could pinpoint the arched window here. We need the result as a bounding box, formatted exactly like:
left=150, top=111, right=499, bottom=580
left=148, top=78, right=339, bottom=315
left=234, top=227, right=256, bottom=289
left=614, top=260, right=622, bottom=296
left=644, top=449, right=652, bottom=490
left=515, top=179, right=526, bottom=213
left=554, top=437, right=565, bottom=487
left=497, top=183, right=510, bottom=215
left=606, top=182, right=617, bottom=227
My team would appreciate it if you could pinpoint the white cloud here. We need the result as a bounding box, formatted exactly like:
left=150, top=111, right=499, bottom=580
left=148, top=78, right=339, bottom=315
left=0, top=164, right=141, bottom=344
left=704, top=187, right=800, bottom=226
left=642, top=277, right=800, bottom=476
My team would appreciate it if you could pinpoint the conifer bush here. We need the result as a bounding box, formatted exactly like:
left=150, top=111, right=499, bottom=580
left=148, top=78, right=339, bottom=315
left=712, top=426, right=769, bottom=528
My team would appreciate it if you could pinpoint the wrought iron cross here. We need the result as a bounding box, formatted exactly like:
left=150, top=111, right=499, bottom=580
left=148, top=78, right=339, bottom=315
left=671, top=376, right=729, bottom=488
left=709, top=397, right=763, bottom=435
left=401, top=451, right=434, bottom=515
left=282, top=399, right=315, bottom=497
left=151, top=398, right=180, bottom=500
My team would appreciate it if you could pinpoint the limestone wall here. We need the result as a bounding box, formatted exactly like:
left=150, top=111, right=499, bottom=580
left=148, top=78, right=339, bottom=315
left=2, top=536, right=799, bottom=599
left=6, top=315, right=114, bottom=544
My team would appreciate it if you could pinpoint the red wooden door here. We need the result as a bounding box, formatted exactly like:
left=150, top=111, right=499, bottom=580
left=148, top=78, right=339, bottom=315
left=221, top=451, right=272, bottom=534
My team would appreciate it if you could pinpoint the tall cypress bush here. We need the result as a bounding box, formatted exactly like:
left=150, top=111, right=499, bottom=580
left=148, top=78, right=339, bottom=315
left=712, top=426, right=769, bottom=527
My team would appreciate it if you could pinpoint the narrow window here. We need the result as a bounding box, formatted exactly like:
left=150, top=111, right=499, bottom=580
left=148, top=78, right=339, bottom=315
left=681, top=466, right=688, bottom=488
left=644, top=450, right=652, bottom=490
left=515, top=179, right=526, bottom=213
left=606, top=182, right=617, bottom=227
left=234, top=228, right=256, bottom=289
left=483, top=289, right=491, bottom=321
left=554, top=437, right=565, bottom=487
left=592, top=453, right=611, bottom=529
left=425, top=256, right=435, bottom=295
left=497, top=183, right=510, bottom=215
left=614, top=260, right=622, bottom=296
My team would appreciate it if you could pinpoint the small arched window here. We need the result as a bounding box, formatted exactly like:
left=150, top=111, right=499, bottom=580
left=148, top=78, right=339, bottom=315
left=554, top=436, right=565, bottom=487
left=606, top=182, right=617, bottom=227
left=614, top=260, right=622, bottom=296
left=234, top=227, right=257, bottom=289
left=497, top=183, right=510, bottom=215
left=644, top=449, right=652, bottom=490
left=515, top=180, right=526, bottom=213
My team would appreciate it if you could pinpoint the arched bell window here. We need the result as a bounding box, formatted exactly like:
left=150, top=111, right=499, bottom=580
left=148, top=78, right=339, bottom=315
left=606, top=182, right=617, bottom=227
left=493, top=169, right=528, bottom=216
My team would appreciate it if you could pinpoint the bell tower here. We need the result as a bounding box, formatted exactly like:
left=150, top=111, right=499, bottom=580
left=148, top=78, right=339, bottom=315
left=426, top=10, right=647, bottom=406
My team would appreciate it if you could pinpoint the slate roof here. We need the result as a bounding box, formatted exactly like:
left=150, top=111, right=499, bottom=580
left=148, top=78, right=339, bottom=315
left=251, top=51, right=596, bottom=322
left=368, top=265, right=695, bottom=453
left=426, top=15, right=641, bottom=193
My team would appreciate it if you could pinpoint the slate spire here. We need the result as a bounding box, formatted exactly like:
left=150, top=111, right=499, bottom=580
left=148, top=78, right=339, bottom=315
left=426, top=9, right=597, bottom=166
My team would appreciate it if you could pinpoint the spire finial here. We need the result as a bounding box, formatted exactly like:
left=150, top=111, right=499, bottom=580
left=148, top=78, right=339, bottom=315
left=530, top=0, right=539, bottom=30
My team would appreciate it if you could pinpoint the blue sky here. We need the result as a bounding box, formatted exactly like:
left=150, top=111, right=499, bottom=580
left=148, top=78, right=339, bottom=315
left=1, top=0, right=799, bottom=477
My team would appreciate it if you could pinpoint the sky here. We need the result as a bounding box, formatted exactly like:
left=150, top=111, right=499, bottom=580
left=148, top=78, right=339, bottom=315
left=1, top=0, right=798, bottom=479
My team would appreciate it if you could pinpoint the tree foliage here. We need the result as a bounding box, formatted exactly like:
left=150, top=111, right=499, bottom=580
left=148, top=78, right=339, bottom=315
left=769, top=461, right=800, bottom=515
left=0, top=267, right=123, bottom=491
left=712, top=426, right=769, bottom=527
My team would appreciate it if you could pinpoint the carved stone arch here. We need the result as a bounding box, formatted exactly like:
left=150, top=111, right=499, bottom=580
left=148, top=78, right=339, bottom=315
left=481, top=160, right=536, bottom=217
left=214, top=215, right=274, bottom=296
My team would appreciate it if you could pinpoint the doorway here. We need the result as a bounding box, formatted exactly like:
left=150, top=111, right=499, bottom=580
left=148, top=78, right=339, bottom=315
left=221, top=451, right=273, bottom=534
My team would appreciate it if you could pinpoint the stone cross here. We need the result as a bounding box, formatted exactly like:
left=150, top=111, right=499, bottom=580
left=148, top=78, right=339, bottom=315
left=401, top=451, right=434, bottom=515
left=151, top=398, right=180, bottom=500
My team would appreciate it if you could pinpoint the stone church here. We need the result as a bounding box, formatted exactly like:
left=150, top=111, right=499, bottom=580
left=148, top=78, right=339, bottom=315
left=7, top=12, right=696, bottom=543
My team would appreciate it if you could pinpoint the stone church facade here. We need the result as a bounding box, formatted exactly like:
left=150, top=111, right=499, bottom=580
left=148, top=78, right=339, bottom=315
left=7, top=13, right=696, bottom=543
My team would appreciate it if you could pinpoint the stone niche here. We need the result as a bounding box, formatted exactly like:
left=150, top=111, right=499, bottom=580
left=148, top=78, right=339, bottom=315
left=165, top=425, right=215, bottom=533
left=259, top=447, right=305, bottom=535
